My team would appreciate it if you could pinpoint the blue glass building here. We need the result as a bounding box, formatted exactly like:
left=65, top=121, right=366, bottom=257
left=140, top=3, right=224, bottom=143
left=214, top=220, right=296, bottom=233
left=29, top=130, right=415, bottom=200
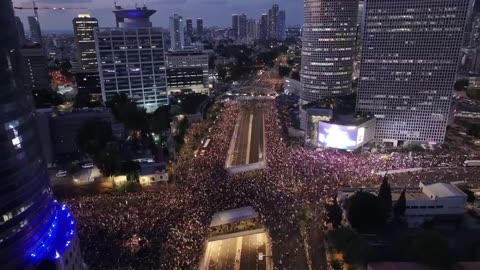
left=0, top=1, right=83, bottom=269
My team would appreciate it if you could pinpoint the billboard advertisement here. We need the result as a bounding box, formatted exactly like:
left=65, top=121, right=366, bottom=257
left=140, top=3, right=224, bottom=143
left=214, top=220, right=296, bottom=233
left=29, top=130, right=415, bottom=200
left=317, top=122, right=365, bottom=150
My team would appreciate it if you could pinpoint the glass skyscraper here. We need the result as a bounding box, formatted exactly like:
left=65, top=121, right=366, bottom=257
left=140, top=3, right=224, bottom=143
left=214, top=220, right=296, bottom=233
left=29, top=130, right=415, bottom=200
left=356, top=0, right=470, bottom=145
left=301, top=0, right=359, bottom=102
left=0, top=1, right=83, bottom=269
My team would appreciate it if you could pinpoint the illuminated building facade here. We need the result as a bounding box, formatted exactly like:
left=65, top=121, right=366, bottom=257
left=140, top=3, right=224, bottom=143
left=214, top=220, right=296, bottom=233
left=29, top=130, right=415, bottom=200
left=95, top=6, right=168, bottom=112
left=356, top=0, right=470, bottom=145
left=166, top=50, right=209, bottom=94
left=73, top=14, right=99, bottom=72
left=170, top=14, right=185, bottom=50
left=301, top=0, right=359, bottom=102
left=0, top=1, right=83, bottom=269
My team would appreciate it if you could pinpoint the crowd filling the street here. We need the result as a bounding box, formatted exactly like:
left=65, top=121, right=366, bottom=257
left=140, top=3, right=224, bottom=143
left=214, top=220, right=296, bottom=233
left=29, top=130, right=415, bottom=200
left=62, top=94, right=480, bottom=269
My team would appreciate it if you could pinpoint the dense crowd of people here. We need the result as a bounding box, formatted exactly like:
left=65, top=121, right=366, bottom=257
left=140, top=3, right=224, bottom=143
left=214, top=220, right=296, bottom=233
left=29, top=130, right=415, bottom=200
left=64, top=93, right=480, bottom=269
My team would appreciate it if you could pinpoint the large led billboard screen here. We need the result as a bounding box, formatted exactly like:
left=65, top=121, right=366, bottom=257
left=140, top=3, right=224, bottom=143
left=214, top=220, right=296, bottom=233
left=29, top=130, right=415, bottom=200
left=317, top=122, right=366, bottom=150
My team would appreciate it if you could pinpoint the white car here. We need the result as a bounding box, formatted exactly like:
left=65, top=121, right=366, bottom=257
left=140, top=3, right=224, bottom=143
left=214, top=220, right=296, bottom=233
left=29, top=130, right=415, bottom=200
left=56, top=171, right=67, bottom=178
left=81, top=163, right=94, bottom=169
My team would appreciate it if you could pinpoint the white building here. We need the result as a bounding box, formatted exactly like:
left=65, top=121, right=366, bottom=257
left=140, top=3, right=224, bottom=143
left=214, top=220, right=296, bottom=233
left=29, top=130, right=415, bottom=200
left=95, top=7, right=168, bottom=112
left=338, top=182, right=467, bottom=227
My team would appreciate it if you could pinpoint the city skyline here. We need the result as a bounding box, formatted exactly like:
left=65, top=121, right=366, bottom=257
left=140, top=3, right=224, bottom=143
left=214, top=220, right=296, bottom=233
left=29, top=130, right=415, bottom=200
left=12, top=0, right=303, bottom=31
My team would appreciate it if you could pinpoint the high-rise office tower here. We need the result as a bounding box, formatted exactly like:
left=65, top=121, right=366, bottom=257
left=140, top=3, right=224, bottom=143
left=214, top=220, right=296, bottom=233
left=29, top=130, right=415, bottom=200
left=470, top=13, right=480, bottom=48
left=232, top=14, right=239, bottom=39
left=259, top=14, right=269, bottom=40
left=21, top=43, right=50, bottom=91
left=278, top=10, right=286, bottom=40
left=238, top=14, right=248, bottom=40
left=15, top=16, right=26, bottom=46
left=356, top=0, right=470, bottom=145
left=0, top=1, right=83, bottom=269
left=196, top=18, right=204, bottom=36
left=73, top=14, right=101, bottom=95
left=96, top=6, right=168, bottom=112
left=186, top=18, right=193, bottom=37
left=268, top=4, right=279, bottom=39
left=28, top=16, right=42, bottom=44
left=301, top=0, right=358, bottom=102
left=247, top=19, right=257, bottom=43
left=73, top=14, right=99, bottom=71
left=170, top=14, right=185, bottom=50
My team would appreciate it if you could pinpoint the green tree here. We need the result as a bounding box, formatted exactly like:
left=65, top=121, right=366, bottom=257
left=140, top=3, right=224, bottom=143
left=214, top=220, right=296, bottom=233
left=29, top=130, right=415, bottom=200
left=378, top=176, right=393, bottom=219
left=151, top=105, right=171, bottom=135
left=326, top=227, right=358, bottom=252
left=347, top=191, right=386, bottom=232
left=329, top=258, right=343, bottom=270
left=32, top=88, right=64, bottom=108
left=291, top=71, right=300, bottom=81
left=458, top=185, right=476, bottom=203
left=121, top=160, right=140, bottom=182
left=393, top=188, right=407, bottom=219
left=397, top=231, right=453, bottom=268
left=278, top=66, right=292, bottom=77
left=74, top=90, right=92, bottom=108
left=343, top=234, right=374, bottom=265
left=326, top=200, right=343, bottom=228
left=454, top=79, right=468, bottom=92
left=94, top=144, right=121, bottom=177
left=327, top=228, right=374, bottom=265
left=76, top=120, right=114, bottom=157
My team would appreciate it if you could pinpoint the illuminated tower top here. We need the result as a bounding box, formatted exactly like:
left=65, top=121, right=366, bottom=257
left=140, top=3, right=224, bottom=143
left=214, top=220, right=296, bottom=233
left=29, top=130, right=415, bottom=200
left=113, top=4, right=156, bottom=28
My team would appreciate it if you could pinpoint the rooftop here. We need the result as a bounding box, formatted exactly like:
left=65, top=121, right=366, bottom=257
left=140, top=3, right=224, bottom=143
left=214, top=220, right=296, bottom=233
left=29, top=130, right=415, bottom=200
left=423, top=182, right=466, bottom=198
left=209, top=206, right=258, bottom=227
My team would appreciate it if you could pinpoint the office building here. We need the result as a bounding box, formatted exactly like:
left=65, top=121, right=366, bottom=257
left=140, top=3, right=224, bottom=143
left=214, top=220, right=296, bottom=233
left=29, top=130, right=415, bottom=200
left=28, top=15, right=42, bottom=44
left=286, top=26, right=301, bottom=39
left=338, top=182, right=467, bottom=227
left=21, top=43, right=50, bottom=91
left=238, top=14, right=248, bottom=40
left=301, top=0, right=358, bottom=102
left=247, top=19, right=257, bottom=43
left=15, top=16, right=26, bottom=46
left=73, top=14, right=99, bottom=71
left=232, top=14, right=239, bottom=39
left=278, top=10, right=286, bottom=41
left=259, top=14, right=269, bottom=40
left=0, top=1, right=83, bottom=269
left=470, top=13, right=480, bottom=48
left=95, top=6, right=168, bottom=112
left=166, top=50, right=209, bottom=94
left=356, top=0, right=470, bottom=145
left=75, top=71, right=102, bottom=95
left=197, top=18, right=204, bottom=36
left=186, top=18, right=193, bottom=38
left=36, top=108, right=124, bottom=160
left=268, top=4, right=279, bottom=39
left=170, top=14, right=185, bottom=50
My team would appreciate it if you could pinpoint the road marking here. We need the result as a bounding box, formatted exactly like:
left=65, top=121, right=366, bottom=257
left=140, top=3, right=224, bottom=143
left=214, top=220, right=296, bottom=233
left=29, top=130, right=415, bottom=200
left=245, top=114, right=253, bottom=164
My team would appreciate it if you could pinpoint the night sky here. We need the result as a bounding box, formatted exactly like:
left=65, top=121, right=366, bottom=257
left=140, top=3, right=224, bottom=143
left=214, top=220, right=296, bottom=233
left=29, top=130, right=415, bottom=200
left=12, top=0, right=304, bottom=31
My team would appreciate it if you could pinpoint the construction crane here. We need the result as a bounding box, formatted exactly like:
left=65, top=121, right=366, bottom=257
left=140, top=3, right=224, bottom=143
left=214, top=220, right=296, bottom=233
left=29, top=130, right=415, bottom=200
left=14, top=0, right=88, bottom=22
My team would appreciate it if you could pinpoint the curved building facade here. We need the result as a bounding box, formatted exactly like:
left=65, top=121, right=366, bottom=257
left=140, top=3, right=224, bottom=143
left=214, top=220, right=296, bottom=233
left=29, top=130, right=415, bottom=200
left=0, top=1, right=83, bottom=269
left=301, top=0, right=359, bottom=102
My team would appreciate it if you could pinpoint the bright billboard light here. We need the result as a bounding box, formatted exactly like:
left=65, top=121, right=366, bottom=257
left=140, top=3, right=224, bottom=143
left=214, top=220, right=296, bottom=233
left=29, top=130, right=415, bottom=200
left=318, top=122, right=360, bottom=150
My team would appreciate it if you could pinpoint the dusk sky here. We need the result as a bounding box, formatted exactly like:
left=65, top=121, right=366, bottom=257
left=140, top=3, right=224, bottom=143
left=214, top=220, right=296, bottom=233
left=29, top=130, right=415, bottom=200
left=12, top=0, right=304, bottom=31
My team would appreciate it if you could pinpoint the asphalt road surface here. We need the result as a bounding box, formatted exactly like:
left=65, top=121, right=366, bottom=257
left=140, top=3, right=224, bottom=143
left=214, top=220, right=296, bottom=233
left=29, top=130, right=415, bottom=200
left=230, top=107, right=265, bottom=167
left=205, top=233, right=267, bottom=270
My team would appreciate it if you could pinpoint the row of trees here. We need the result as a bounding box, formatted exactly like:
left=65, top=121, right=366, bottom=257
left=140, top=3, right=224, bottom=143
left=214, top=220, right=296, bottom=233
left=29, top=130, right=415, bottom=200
left=345, top=177, right=406, bottom=233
